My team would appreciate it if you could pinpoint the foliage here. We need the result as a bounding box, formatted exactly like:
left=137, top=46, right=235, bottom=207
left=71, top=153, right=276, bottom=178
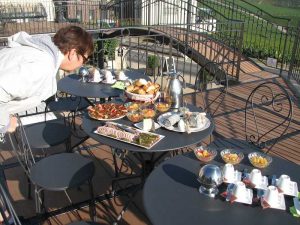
left=101, top=21, right=119, bottom=60
left=147, top=55, right=160, bottom=68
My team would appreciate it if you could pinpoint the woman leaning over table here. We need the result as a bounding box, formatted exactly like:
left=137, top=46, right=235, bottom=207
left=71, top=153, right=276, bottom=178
left=0, top=25, right=94, bottom=142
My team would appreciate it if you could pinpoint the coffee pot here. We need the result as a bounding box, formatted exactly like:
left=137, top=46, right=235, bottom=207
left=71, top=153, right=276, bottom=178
left=164, top=71, right=185, bottom=109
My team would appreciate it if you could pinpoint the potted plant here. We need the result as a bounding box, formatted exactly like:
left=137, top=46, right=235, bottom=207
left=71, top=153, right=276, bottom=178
left=146, top=55, right=160, bottom=76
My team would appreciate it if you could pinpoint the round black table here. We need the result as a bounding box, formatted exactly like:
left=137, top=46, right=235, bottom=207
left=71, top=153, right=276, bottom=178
left=82, top=104, right=214, bottom=153
left=143, top=151, right=300, bottom=225
left=57, top=69, right=148, bottom=99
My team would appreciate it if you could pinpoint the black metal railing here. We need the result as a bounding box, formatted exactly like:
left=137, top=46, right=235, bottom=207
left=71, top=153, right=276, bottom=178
left=288, top=24, right=300, bottom=83
left=197, top=0, right=299, bottom=73
left=0, top=0, right=244, bottom=82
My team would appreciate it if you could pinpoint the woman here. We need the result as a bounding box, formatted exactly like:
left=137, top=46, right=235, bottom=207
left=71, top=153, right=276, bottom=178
left=0, top=25, right=94, bottom=141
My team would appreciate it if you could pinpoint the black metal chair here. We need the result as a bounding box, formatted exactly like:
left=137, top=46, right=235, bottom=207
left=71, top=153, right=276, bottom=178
left=208, top=81, right=293, bottom=155
left=0, top=182, right=22, bottom=225
left=193, top=61, right=229, bottom=117
left=8, top=117, right=96, bottom=220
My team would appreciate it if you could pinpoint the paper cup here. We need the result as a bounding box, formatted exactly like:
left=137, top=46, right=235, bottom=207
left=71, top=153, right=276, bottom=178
left=249, top=169, right=262, bottom=185
left=264, top=185, right=279, bottom=206
left=233, top=181, right=247, bottom=199
left=222, top=163, right=234, bottom=181
left=277, top=174, right=290, bottom=191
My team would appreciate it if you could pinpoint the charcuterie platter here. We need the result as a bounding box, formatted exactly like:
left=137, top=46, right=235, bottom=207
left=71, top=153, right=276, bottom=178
left=94, top=122, right=164, bottom=149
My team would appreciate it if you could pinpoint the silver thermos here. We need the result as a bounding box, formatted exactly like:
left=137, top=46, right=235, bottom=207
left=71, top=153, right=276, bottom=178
left=165, top=71, right=185, bottom=109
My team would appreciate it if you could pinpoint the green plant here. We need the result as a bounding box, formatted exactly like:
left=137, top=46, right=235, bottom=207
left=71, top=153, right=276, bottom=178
left=147, top=55, right=160, bottom=69
left=100, top=21, right=119, bottom=61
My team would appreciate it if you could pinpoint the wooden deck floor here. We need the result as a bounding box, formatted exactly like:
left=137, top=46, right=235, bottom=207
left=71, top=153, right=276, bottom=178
left=184, top=75, right=300, bottom=164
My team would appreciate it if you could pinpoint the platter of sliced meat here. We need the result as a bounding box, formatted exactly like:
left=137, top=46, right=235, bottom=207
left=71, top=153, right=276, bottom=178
left=88, top=103, right=127, bottom=121
left=94, top=122, right=164, bottom=149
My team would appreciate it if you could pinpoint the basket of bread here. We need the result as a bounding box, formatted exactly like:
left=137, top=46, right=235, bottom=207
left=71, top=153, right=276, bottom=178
left=125, top=78, right=160, bottom=102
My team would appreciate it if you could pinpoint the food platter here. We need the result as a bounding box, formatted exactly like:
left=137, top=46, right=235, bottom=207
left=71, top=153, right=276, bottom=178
left=87, top=103, right=127, bottom=121
left=157, top=112, right=211, bottom=133
left=94, top=122, right=164, bottom=149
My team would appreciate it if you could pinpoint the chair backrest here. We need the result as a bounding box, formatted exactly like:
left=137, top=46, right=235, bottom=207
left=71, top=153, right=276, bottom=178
left=0, top=182, right=22, bottom=225
left=245, top=81, right=293, bottom=154
left=194, top=61, right=228, bottom=116
left=8, top=116, right=36, bottom=176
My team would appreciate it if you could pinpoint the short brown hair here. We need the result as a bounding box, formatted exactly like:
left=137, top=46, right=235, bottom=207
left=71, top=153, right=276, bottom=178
left=53, top=25, right=94, bottom=56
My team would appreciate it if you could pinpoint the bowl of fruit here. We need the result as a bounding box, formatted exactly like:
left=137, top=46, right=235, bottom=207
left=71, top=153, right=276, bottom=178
left=194, top=147, right=217, bottom=163
left=220, top=149, right=244, bottom=165
left=248, top=152, right=272, bottom=168
left=126, top=110, right=144, bottom=123
left=124, top=102, right=141, bottom=112
left=141, top=104, right=156, bottom=119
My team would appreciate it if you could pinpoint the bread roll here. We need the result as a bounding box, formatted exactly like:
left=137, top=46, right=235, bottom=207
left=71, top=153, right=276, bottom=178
left=135, top=79, right=148, bottom=87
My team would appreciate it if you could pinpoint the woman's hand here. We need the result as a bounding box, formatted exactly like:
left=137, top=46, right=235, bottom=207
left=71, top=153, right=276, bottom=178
left=7, top=116, right=18, bottom=133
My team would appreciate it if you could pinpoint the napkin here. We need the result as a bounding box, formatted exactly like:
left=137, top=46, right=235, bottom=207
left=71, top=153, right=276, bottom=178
left=111, top=81, right=126, bottom=90
left=163, top=114, right=181, bottom=127
left=290, top=207, right=300, bottom=217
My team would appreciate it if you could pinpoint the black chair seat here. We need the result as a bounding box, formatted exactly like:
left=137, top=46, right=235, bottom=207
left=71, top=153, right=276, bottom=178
left=30, top=153, right=95, bottom=191
left=46, top=97, right=90, bottom=112
left=25, top=122, right=71, bottom=148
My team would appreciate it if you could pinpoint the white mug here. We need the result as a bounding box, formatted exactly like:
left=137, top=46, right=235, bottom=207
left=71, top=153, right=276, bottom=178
left=264, top=185, right=279, bottom=206
left=104, top=70, right=114, bottom=82
left=116, top=70, right=126, bottom=80
left=277, top=174, right=290, bottom=191
left=249, top=169, right=262, bottom=185
left=222, top=163, right=234, bottom=181
left=232, top=181, right=247, bottom=199
left=143, top=118, right=153, bottom=132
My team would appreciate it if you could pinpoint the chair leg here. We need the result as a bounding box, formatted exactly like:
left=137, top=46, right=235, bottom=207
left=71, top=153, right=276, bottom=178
left=88, top=180, right=96, bottom=221
left=35, top=187, right=45, bottom=215
left=27, top=176, right=32, bottom=199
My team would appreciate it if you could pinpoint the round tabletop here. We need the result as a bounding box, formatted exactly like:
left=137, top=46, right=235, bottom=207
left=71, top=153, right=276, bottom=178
left=143, top=151, right=300, bottom=225
left=57, top=69, right=148, bottom=98
left=82, top=104, right=214, bottom=153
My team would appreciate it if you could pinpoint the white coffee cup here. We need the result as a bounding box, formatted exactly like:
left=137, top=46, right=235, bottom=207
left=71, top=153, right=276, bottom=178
left=116, top=70, right=126, bottom=80
left=233, top=181, right=247, bottom=199
left=249, top=169, right=262, bottom=185
left=277, top=174, right=290, bottom=191
left=264, top=185, right=279, bottom=206
left=143, top=118, right=153, bottom=132
left=104, top=70, right=114, bottom=83
left=93, top=68, right=102, bottom=82
left=222, top=163, right=235, bottom=181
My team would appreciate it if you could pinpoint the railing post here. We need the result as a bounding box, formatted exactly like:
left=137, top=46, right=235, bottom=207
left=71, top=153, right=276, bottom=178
left=288, top=22, right=300, bottom=80
left=185, top=0, right=192, bottom=47
left=236, top=22, right=244, bottom=81
left=280, top=20, right=290, bottom=76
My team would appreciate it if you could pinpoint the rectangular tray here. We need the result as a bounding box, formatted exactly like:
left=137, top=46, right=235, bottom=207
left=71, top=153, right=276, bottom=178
left=94, top=122, right=165, bottom=149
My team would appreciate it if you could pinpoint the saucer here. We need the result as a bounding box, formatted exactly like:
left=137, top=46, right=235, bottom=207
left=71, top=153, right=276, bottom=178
left=234, top=188, right=253, bottom=205
left=243, top=174, right=268, bottom=190
left=275, top=179, right=298, bottom=197
left=102, top=79, right=116, bottom=84
left=117, top=76, right=128, bottom=81
left=223, top=170, right=242, bottom=184
left=134, top=122, right=161, bottom=130
left=261, top=193, right=286, bottom=210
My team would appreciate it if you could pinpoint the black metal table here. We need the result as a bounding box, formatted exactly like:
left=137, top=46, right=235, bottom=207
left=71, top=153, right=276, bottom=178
left=57, top=69, right=148, bottom=99
left=143, top=150, right=300, bottom=225
left=82, top=104, right=214, bottom=167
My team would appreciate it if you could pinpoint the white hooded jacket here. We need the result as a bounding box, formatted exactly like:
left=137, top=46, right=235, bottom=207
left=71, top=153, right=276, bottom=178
left=0, top=31, right=64, bottom=134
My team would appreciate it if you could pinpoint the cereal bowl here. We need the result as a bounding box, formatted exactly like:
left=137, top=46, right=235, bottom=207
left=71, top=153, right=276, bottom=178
left=220, top=149, right=244, bottom=165
left=194, top=147, right=217, bottom=163
left=248, top=152, right=272, bottom=168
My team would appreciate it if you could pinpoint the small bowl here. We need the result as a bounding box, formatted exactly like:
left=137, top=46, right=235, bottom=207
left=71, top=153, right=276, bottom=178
left=124, top=102, right=141, bottom=112
left=194, top=147, right=217, bottom=163
left=126, top=110, right=144, bottom=123
left=141, top=105, right=156, bottom=119
left=220, top=149, right=244, bottom=165
left=248, top=152, right=272, bottom=168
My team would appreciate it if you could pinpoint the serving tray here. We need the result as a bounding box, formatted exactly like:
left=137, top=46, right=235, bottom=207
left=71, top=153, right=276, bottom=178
left=94, top=122, right=164, bottom=149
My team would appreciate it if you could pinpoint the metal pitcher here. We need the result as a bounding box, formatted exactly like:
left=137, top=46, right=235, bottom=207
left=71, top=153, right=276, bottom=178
left=164, top=71, right=185, bottom=109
